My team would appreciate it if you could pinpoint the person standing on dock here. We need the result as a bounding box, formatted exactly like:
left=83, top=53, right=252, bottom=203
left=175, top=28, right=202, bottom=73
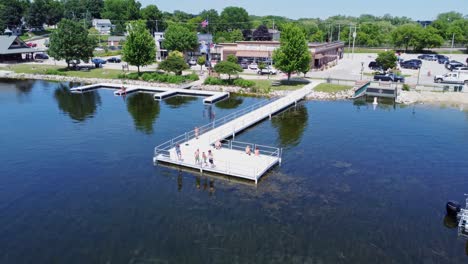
left=245, top=145, right=251, bottom=156
left=176, top=144, right=182, bottom=161
left=255, top=147, right=260, bottom=156
left=208, top=150, right=215, bottom=168
left=195, top=149, right=200, bottom=164
left=202, top=151, right=207, bottom=166
left=194, top=127, right=199, bottom=139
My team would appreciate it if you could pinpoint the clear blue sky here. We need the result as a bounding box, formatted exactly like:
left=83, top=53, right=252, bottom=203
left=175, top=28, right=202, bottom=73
left=141, top=0, right=467, bottom=20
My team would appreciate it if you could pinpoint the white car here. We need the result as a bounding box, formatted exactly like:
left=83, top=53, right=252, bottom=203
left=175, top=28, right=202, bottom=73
left=257, top=66, right=277, bottom=75
left=453, top=67, right=468, bottom=73
left=248, top=63, right=258, bottom=70
left=188, top=58, right=197, bottom=66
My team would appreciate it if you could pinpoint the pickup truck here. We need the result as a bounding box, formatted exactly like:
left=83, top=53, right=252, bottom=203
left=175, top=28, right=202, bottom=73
left=257, top=66, right=277, bottom=75
left=434, top=72, right=468, bottom=85
left=373, top=73, right=405, bottom=83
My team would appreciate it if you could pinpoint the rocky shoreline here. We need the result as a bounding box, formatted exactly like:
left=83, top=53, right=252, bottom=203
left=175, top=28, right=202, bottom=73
left=3, top=71, right=468, bottom=107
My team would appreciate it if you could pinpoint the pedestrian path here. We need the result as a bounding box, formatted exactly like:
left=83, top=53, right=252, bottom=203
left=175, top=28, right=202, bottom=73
left=153, top=80, right=322, bottom=183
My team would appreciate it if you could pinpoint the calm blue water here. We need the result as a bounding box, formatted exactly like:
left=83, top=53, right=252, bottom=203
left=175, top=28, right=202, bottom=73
left=1, top=79, right=468, bottom=264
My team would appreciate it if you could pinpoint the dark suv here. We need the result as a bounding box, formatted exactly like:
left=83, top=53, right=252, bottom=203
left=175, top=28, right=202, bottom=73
left=373, top=73, right=405, bottom=82
left=368, top=61, right=382, bottom=70
left=436, top=55, right=449, bottom=64
left=400, top=60, right=420, bottom=69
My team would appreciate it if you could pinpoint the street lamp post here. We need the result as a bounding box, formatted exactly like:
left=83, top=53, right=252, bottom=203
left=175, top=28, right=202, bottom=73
left=360, top=62, right=364, bottom=80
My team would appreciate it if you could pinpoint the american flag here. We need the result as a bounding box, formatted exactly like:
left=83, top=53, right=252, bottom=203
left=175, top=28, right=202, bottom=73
left=201, top=19, right=209, bottom=28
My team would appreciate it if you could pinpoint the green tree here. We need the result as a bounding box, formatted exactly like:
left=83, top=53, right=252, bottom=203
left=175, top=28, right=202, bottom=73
left=391, top=23, right=420, bottom=52
left=230, top=29, right=244, bottom=42
left=62, top=0, right=103, bottom=20
left=140, top=4, right=163, bottom=35
left=376, top=50, right=397, bottom=71
left=122, top=20, right=156, bottom=74
left=45, top=0, right=63, bottom=26
left=197, top=56, right=206, bottom=71
left=0, top=0, right=29, bottom=29
left=413, top=27, right=444, bottom=51
left=227, top=54, right=238, bottom=64
left=101, top=0, right=141, bottom=35
left=25, top=0, right=47, bottom=28
left=258, top=62, right=266, bottom=71
left=198, top=9, right=219, bottom=33
left=158, top=51, right=189, bottom=75
left=48, top=19, right=97, bottom=68
left=220, top=6, right=250, bottom=31
left=273, top=23, right=311, bottom=82
left=214, top=61, right=242, bottom=80
left=163, top=24, right=198, bottom=53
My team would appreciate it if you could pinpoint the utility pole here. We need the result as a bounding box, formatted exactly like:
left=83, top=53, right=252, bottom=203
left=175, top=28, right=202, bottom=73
left=330, top=24, right=333, bottom=42
left=450, top=33, right=455, bottom=57
left=337, top=24, right=341, bottom=41
left=272, top=19, right=275, bottom=30
left=348, top=24, right=352, bottom=58
left=351, top=25, right=357, bottom=59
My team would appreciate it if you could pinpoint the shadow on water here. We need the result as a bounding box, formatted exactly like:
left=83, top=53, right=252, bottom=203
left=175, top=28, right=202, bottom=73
left=215, top=94, right=243, bottom=109
left=54, top=84, right=101, bottom=122
left=126, top=93, right=160, bottom=134
left=164, top=95, right=197, bottom=108
left=271, top=104, right=308, bottom=147
left=443, top=214, right=458, bottom=229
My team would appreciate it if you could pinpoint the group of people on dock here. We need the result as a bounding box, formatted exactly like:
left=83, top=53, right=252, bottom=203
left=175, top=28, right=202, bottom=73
left=245, top=145, right=260, bottom=156
left=194, top=148, right=214, bottom=168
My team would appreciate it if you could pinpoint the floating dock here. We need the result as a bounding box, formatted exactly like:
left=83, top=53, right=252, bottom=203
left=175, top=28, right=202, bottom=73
left=70, top=82, right=229, bottom=105
left=153, top=80, right=322, bottom=184
left=353, top=81, right=400, bottom=100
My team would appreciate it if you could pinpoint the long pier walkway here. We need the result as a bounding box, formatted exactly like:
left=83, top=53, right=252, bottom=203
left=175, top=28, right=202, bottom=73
left=154, top=80, right=322, bottom=183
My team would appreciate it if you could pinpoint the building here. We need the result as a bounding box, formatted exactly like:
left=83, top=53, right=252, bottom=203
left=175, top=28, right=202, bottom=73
left=92, top=19, right=113, bottom=35
left=268, top=29, right=281, bottom=41
left=0, top=35, right=46, bottom=62
left=107, top=36, right=126, bottom=49
left=154, top=32, right=167, bottom=61
left=211, top=41, right=344, bottom=69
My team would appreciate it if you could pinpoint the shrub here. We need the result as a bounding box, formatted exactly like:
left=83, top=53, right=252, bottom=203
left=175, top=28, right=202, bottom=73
left=402, top=84, right=410, bottom=91
left=186, top=73, right=199, bottom=81
left=233, top=78, right=255, bottom=88
left=45, top=69, right=66, bottom=75
left=204, top=76, right=225, bottom=85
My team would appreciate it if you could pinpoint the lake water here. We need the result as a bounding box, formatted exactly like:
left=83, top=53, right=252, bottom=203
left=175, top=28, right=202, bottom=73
left=1, top=79, right=468, bottom=264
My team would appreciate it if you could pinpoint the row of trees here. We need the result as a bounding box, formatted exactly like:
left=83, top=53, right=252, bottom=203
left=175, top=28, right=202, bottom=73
left=1, top=0, right=466, bottom=51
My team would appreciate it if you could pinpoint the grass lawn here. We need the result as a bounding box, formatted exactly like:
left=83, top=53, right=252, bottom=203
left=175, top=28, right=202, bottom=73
left=251, top=79, right=307, bottom=93
left=314, top=83, right=352, bottom=93
left=1, top=64, right=127, bottom=79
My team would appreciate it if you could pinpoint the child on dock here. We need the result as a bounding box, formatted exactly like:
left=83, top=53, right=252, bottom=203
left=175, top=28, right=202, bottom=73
left=195, top=149, right=200, bottom=164
left=245, top=145, right=251, bottom=156
left=255, top=147, right=260, bottom=156
left=202, top=151, right=207, bottom=166
left=208, top=150, right=215, bottom=168
left=176, top=144, right=182, bottom=161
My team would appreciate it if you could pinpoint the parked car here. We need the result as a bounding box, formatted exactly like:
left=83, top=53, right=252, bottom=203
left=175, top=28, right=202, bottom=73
left=436, top=55, right=449, bottom=64
left=434, top=72, right=468, bottom=84
left=91, top=58, right=107, bottom=66
left=417, top=54, right=437, bottom=61
left=257, top=66, right=277, bottom=75
left=26, top=42, right=37, bottom=47
left=368, top=61, right=382, bottom=70
left=188, top=57, right=197, bottom=66
left=240, top=61, right=249, bottom=69
left=373, top=73, right=405, bottom=82
left=453, top=66, right=468, bottom=73
left=34, top=53, right=49, bottom=60
left=400, top=60, right=421, bottom=69
left=248, top=63, right=258, bottom=70
left=446, top=61, right=465, bottom=70
left=107, top=57, right=121, bottom=63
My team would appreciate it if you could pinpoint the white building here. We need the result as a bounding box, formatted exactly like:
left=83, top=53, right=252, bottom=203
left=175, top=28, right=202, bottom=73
left=92, top=19, right=113, bottom=35
left=154, top=32, right=166, bottom=61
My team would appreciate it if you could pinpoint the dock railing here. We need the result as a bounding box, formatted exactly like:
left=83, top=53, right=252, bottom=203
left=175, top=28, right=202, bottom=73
left=154, top=98, right=277, bottom=155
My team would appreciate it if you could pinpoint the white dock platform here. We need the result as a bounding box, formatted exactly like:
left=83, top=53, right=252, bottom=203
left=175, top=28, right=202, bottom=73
left=154, top=80, right=322, bottom=183
left=70, top=82, right=229, bottom=104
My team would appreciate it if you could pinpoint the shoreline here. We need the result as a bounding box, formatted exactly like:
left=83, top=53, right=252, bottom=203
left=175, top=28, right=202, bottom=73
left=2, top=71, right=468, bottom=108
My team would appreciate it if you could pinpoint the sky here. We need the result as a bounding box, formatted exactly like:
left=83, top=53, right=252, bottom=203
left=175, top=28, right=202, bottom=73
left=141, top=0, right=467, bottom=20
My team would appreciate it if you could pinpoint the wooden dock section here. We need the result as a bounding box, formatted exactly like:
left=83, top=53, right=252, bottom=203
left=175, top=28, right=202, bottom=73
left=70, top=82, right=229, bottom=105
left=154, top=80, right=322, bottom=183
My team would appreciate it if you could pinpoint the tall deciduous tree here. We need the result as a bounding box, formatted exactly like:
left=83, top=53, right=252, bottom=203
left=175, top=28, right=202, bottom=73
left=140, top=4, right=163, bottom=35
left=101, top=0, right=141, bottom=35
left=45, top=0, right=64, bottom=26
left=391, top=23, right=420, bottom=52
left=0, top=0, right=29, bottom=29
left=273, top=23, right=311, bottom=82
left=197, top=56, right=206, bottom=71
left=230, top=29, right=244, bottom=42
left=220, top=6, right=250, bottom=31
left=163, top=24, right=198, bottom=52
left=48, top=19, right=97, bottom=68
left=122, top=20, right=156, bottom=74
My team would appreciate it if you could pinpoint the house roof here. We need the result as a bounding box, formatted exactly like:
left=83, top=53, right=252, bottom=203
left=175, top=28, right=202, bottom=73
left=93, top=19, right=112, bottom=25
left=0, top=35, right=45, bottom=54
